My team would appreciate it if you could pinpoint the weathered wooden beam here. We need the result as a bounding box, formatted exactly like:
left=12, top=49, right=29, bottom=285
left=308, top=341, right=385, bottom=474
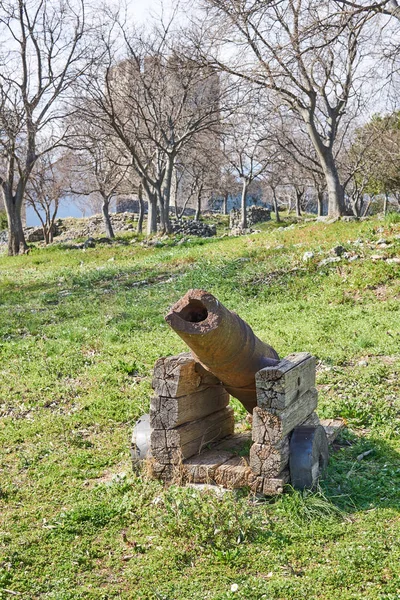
left=152, top=353, right=220, bottom=398
left=150, top=406, right=235, bottom=464
left=150, top=386, right=229, bottom=430
left=256, top=353, right=316, bottom=410
left=249, top=438, right=290, bottom=477
left=184, top=449, right=234, bottom=483
left=252, top=389, right=318, bottom=445
left=213, top=456, right=257, bottom=489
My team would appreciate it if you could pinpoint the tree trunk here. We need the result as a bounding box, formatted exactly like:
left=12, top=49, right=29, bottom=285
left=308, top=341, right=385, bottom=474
left=323, top=159, right=345, bottom=218
left=304, top=118, right=345, bottom=218
left=317, top=190, right=324, bottom=217
left=159, top=159, right=174, bottom=234
left=384, top=191, right=389, bottom=216
left=295, top=189, right=302, bottom=217
left=171, top=166, right=179, bottom=219
left=194, top=185, right=203, bottom=221
left=137, top=183, right=144, bottom=234
left=102, top=196, right=115, bottom=239
left=240, top=179, right=249, bottom=229
left=362, top=197, right=372, bottom=217
left=147, top=196, right=158, bottom=235
left=222, top=192, right=228, bottom=215
left=158, top=195, right=167, bottom=233
left=272, top=188, right=281, bottom=223
left=3, top=188, right=28, bottom=256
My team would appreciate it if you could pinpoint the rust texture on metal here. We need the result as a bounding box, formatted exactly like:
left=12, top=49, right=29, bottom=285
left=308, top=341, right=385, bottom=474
left=165, top=289, right=279, bottom=413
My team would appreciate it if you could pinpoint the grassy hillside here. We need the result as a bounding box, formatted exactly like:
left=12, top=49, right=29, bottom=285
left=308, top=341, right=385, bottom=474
left=0, top=217, right=399, bottom=599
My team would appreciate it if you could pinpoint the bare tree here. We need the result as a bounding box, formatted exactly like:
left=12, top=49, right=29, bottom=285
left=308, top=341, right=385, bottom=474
left=67, top=122, right=130, bottom=238
left=25, top=152, right=69, bottom=244
left=197, top=0, right=370, bottom=217
left=218, top=165, right=239, bottom=215
left=222, top=95, right=275, bottom=228
left=80, top=13, right=225, bottom=235
left=0, top=0, right=92, bottom=255
left=173, top=133, right=222, bottom=220
left=340, top=111, right=400, bottom=214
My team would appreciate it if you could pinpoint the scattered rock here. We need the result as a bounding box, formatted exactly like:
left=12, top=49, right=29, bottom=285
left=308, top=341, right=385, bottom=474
left=84, top=237, right=96, bottom=248
left=358, top=360, right=368, bottom=367
left=318, top=256, right=341, bottom=266
left=370, top=254, right=386, bottom=261
left=230, top=227, right=255, bottom=236
left=303, top=251, right=314, bottom=261
left=348, top=255, right=360, bottom=262
left=316, top=216, right=339, bottom=223
left=386, top=257, right=400, bottom=264
left=331, top=245, right=345, bottom=256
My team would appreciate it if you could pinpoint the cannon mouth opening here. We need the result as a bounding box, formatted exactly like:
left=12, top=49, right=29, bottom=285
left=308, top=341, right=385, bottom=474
left=176, top=299, right=209, bottom=323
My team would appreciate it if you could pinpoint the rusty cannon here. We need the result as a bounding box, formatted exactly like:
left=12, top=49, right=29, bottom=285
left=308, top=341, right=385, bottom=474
left=131, top=290, right=344, bottom=494
left=165, top=289, right=280, bottom=414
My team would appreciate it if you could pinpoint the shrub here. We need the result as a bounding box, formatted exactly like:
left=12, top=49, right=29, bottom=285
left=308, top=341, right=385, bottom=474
left=0, top=210, right=7, bottom=230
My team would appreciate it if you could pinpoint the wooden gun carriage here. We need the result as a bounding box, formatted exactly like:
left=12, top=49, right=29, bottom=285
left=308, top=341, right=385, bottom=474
left=132, top=290, right=343, bottom=494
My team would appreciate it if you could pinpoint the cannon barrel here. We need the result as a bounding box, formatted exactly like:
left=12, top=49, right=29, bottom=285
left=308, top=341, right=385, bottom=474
left=165, top=289, right=280, bottom=413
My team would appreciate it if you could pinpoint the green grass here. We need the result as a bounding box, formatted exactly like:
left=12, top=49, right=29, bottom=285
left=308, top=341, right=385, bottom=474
left=0, top=216, right=399, bottom=599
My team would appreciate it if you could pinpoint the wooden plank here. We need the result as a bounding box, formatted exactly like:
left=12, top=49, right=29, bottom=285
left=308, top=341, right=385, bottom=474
left=183, top=450, right=234, bottom=483
left=257, top=352, right=312, bottom=381
left=213, top=456, right=257, bottom=489
left=256, top=353, right=316, bottom=410
left=150, top=386, right=229, bottom=429
left=249, top=438, right=290, bottom=477
left=252, top=389, right=318, bottom=444
left=150, top=406, right=235, bottom=464
left=152, top=353, right=220, bottom=398
left=254, top=469, right=290, bottom=496
left=320, top=418, right=346, bottom=444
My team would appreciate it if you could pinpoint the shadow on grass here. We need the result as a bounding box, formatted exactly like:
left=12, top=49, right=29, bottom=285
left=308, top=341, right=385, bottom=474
left=320, top=434, right=400, bottom=513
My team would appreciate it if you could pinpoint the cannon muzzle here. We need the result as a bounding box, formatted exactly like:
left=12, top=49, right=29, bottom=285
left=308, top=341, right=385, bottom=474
left=165, top=289, right=279, bottom=413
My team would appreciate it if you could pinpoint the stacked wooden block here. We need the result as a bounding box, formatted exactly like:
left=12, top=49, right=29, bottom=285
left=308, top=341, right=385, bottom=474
left=250, top=352, right=319, bottom=485
left=149, top=353, right=234, bottom=480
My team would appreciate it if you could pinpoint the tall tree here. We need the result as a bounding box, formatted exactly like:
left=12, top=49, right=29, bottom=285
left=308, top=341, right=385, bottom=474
left=0, top=0, right=92, bottom=255
left=198, top=0, right=370, bottom=217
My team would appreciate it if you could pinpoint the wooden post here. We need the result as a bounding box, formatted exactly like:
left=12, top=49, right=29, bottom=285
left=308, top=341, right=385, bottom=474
left=149, top=353, right=233, bottom=473
left=250, top=353, right=320, bottom=481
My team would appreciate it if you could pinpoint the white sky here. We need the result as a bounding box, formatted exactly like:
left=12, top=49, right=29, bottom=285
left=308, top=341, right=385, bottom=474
left=128, top=0, right=179, bottom=24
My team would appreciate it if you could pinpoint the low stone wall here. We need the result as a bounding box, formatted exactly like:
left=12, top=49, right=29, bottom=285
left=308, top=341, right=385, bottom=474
left=169, top=220, right=216, bottom=237
left=229, top=206, right=271, bottom=229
